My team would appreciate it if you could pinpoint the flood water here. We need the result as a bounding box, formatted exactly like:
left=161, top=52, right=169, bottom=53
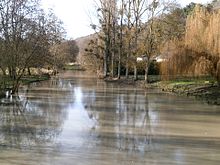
left=0, top=71, right=220, bottom=165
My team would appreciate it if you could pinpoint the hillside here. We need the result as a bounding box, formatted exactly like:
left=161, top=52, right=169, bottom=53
left=75, top=34, right=97, bottom=65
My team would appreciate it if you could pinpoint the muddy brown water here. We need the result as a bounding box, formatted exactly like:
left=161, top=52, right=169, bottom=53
left=0, top=71, right=220, bottom=165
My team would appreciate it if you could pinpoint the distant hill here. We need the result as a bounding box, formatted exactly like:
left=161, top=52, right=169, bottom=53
left=75, top=34, right=97, bottom=65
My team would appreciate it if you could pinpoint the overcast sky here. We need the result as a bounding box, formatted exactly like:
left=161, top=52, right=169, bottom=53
left=41, top=0, right=211, bottom=39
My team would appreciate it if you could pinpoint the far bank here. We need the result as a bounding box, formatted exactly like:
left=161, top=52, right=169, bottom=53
left=105, top=76, right=220, bottom=105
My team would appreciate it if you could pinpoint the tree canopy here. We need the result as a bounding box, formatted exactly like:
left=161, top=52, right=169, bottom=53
left=0, top=0, right=65, bottom=93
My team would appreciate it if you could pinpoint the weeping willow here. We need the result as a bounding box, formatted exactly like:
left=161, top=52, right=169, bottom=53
left=186, top=5, right=220, bottom=56
left=186, top=5, right=220, bottom=83
left=161, top=5, right=220, bottom=84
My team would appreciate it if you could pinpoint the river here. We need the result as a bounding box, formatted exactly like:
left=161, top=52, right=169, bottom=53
left=0, top=71, right=220, bottom=165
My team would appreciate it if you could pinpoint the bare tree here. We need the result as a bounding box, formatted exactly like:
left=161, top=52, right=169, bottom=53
left=124, top=0, right=133, bottom=78
left=131, top=0, right=147, bottom=80
left=96, top=0, right=118, bottom=77
left=0, top=0, right=65, bottom=94
left=117, top=0, right=125, bottom=79
left=50, top=40, right=79, bottom=69
left=89, top=0, right=178, bottom=81
left=138, top=0, right=176, bottom=82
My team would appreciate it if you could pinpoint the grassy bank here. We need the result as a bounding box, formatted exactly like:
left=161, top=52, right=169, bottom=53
left=0, top=75, right=50, bottom=98
left=21, top=75, right=50, bottom=84
left=63, top=64, right=85, bottom=71
left=105, top=76, right=220, bottom=105
left=153, top=79, right=220, bottom=105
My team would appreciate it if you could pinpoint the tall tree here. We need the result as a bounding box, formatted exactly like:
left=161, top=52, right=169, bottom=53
left=185, top=4, right=220, bottom=85
left=132, top=0, right=147, bottom=80
left=0, top=0, right=65, bottom=93
left=124, top=0, right=133, bottom=78
left=117, top=0, right=125, bottom=79
left=96, top=0, right=118, bottom=77
left=89, top=0, right=178, bottom=81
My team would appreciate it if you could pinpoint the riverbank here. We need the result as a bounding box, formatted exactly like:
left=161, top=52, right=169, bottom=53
left=105, top=77, right=220, bottom=105
left=0, top=75, right=50, bottom=99
left=154, top=81, right=220, bottom=105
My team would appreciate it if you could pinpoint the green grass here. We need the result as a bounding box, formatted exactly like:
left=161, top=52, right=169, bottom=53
left=64, top=64, right=85, bottom=71
left=169, top=79, right=216, bottom=86
left=160, top=75, right=216, bottom=86
left=169, top=81, right=195, bottom=85
left=0, top=75, right=50, bottom=94
left=152, top=76, right=218, bottom=94
left=21, top=75, right=49, bottom=84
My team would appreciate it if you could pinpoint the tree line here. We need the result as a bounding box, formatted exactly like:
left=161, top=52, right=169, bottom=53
left=85, top=0, right=184, bottom=81
left=161, top=1, right=220, bottom=85
left=84, top=0, right=220, bottom=85
left=0, top=0, right=79, bottom=94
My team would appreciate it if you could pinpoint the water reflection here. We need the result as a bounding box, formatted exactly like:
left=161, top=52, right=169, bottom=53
left=0, top=71, right=220, bottom=165
left=83, top=86, right=153, bottom=153
left=0, top=78, right=71, bottom=149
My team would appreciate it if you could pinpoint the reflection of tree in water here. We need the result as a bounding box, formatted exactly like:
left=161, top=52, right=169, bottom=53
left=0, top=78, right=70, bottom=149
left=115, top=89, right=152, bottom=153
left=83, top=81, right=153, bottom=153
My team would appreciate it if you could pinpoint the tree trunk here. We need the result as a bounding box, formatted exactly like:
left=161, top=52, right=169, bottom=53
left=125, top=44, right=131, bottom=79
left=118, top=33, right=122, bottom=79
left=126, top=57, right=129, bottom=79
left=104, top=32, right=111, bottom=78
left=118, top=57, right=121, bottom=79
left=134, top=63, right=138, bottom=80
left=126, top=0, right=131, bottom=79
left=217, top=60, right=220, bottom=86
left=145, top=61, right=149, bottom=83
left=9, top=67, right=12, bottom=78
left=118, top=0, right=124, bottom=80
left=12, top=67, right=16, bottom=80
left=11, top=79, right=20, bottom=94
left=0, top=68, right=6, bottom=76
left=111, top=53, right=115, bottom=77
left=103, top=51, right=108, bottom=77
left=28, top=67, right=31, bottom=76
